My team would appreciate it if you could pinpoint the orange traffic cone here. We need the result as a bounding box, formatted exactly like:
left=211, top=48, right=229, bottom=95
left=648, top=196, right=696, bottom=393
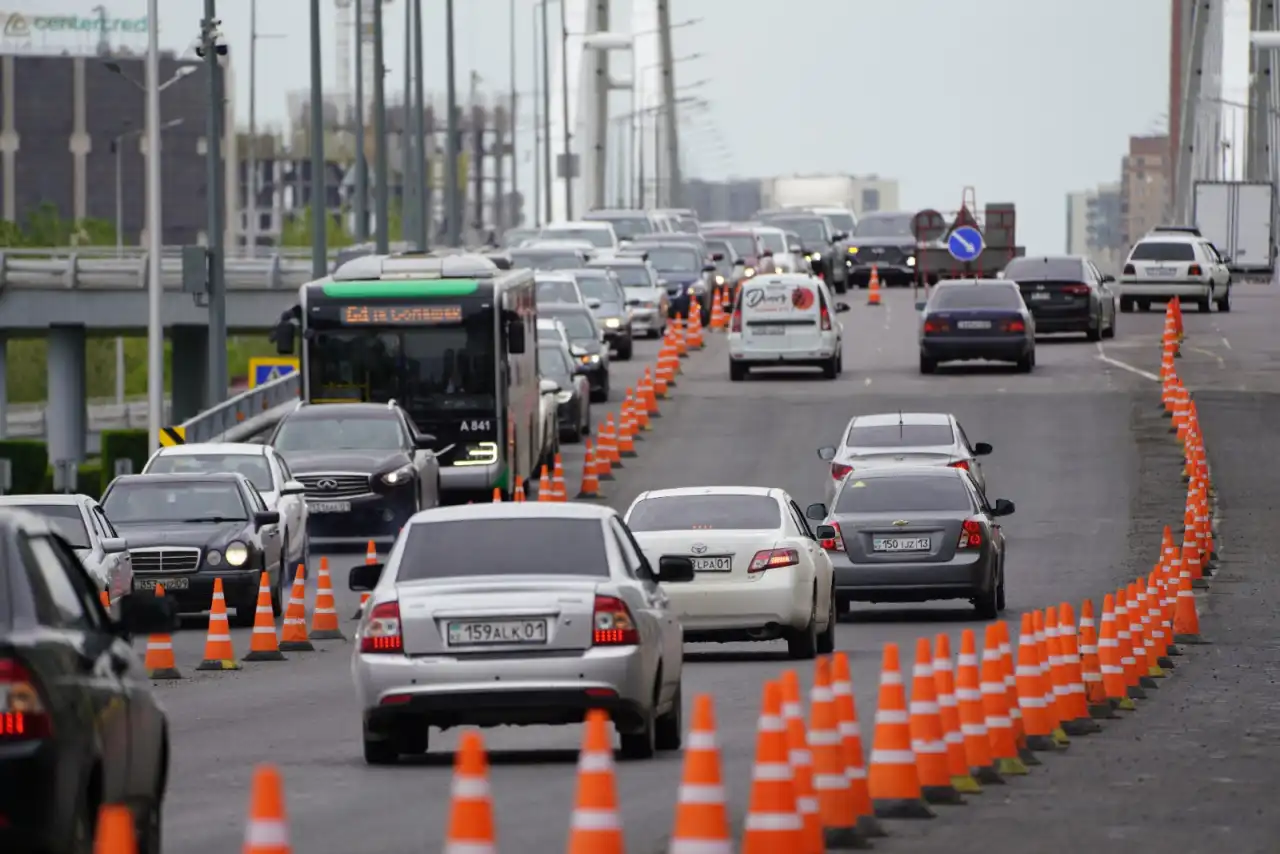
left=669, top=695, right=733, bottom=854
left=909, top=638, right=964, bottom=804
left=143, top=584, right=181, bottom=680
left=1033, top=610, right=1071, bottom=745
left=567, top=710, right=624, bottom=854
left=491, top=487, right=503, bottom=502
left=1056, top=604, right=1100, bottom=734
left=867, top=266, right=882, bottom=306
left=616, top=404, right=638, bottom=459
left=279, top=565, right=314, bottom=653
left=99, top=589, right=111, bottom=609
left=932, top=634, right=982, bottom=794
left=992, top=619, right=1035, bottom=766
left=596, top=418, right=619, bottom=479
left=310, top=556, right=345, bottom=641
left=551, top=454, right=568, bottom=500
left=742, top=681, right=804, bottom=854
left=95, top=803, right=138, bottom=854
left=779, top=671, right=824, bottom=854
left=537, top=464, right=552, bottom=501
left=1015, top=612, right=1055, bottom=751
left=243, top=572, right=286, bottom=662
left=981, top=625, right=1027, bottom=775
left=867, top=643, right=934, bottom=819
left=351, top=542, right=377, bottom=619
left=830, top=652, right=885, bottom=838
left=513, top=475, right=526, bottom=502
left=243, top=764, right=291, bottom=854
left=1078, top=599, right=1114, bottom=718
left=955, top=629, right=1002, bottom=783
left=576, top=441, right=602, bottom=500
left=1173, top=568, right=1206, bottom=644
left=444, top=730, right=496, bottom=854
left=639, top=368, right=661, bottom=418
left=1113, top=591, right=1146, bottom=700
left=808, top=656, right=870, bottom=848
left=196, top=577, right=240, bottom=671
left=1097, top=595, right=1136, bottom=711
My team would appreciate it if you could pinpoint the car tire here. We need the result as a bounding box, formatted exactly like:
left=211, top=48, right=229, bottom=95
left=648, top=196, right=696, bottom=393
left=619, top=700, right=657, bottom=760
left=617, top=337, right=634, bottom=361
left=1086, top=322, right=1102, bottom=342
left=1217, top=290, right=1231, bottom=312
left=835, top=349, right=844, bottom=375
left=1137, top=299, right=1151, bottom=312
left=973, top=583, right=999, bottom=620
left=1016, top=352, right=1034, bottom=373
left=271, top=551, right=286, bottom=617
left=1102, top=317, right=1117, bottom=339
left=996, top=568, right=1006, bottom=612
left=136, top=796, right=163, bottom=854
left=1119, top=297, right=1134, bottom=313
left=362, top=729, right=401, bottom=766
left=919, top=354, right=937, bottom=374
left=786, top=594, right=819, bottom=660
left=821, top=355, right=838, bottom=379
left=729, top=361, right=747, bottom=382
left=816, top=586, right=837, bottom=655
left=1197, top=297, right=1212, bottom=313
left=654, top=683, right=683, bottom=752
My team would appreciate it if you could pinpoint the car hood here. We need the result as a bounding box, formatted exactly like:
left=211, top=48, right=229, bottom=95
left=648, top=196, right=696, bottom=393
left=624, top=287, right=664, bottom=303
left=569, top=337, right=606, bottom=356
left=591, top=302, right=625, bottom=319
left=656, top=271, right=703, bottom=286
left=279, top=450, right=410, bottom=474
left=844, top=235, right=915, bottom=249
left=111, top=521, right=248, bottom=548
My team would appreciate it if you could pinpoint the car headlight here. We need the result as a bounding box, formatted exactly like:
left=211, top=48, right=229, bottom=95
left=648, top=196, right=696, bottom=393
left=382, top=464, right=415, bottom=485
left=906, top=255, right=916, bottom=267
left=775, top=267, right=784, bottom=274
left=579, top=353, right=601, bottom=365
left=555, top=390, right=574, bottom=404
left=715, top=274, right=725, bottom=285
left=205, top=549, right=223, bottom=566
left=224, top=542, right=249, bottom=567
left=604, top=317, right=621, bottom=328
left=744, top=267, right=756, bottom=277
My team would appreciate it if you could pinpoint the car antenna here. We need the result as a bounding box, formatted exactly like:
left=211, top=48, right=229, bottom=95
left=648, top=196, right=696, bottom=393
left=898, top=410, right=904, bottom=439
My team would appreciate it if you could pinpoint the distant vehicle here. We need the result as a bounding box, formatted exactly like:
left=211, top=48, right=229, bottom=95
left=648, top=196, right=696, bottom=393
left=508, top=244, right=592, bottom=271
left=803, top=205, right=859, bottom=239
left=622, top=241, right=715, bottom=323
left=756, top=212, right=843, bottom=291
left=571, top=268, right=633, bottom=360
left=1148, top=224, right=1202, bottom=237
left=702, top=229, right=766, bottom=277
left=916, top=280, right=1036, bottom=374
left=540, top=303, right=611, bottom=402
left=624, top=485, right=837, bottom=659
left=816, top=411, right=992, bottom=507
left=581, top=209, right=658, bottom=242
left=536, top=316, right=572, bottom=350
left=805, top=465, right=1013, bottom=619
left=702, top=238, right=741, bottom=290
left=0, top=508, right=178, bottom=853
left=728, top=274, right=848, bottom=381
left=1001, top=255, right=1117, bottom=341
left=842, top=211, right=919, bottom=288
left=1192, top=180, right=1275, bottom=275
left=142, top=442, right=310, bottom=575
left=537, top=220, right=620, bottom=251
left=652, top=208, right=700, bottom=233
left=585, top=255, right=669, bottom=338
left=535, top=273, right=588, bottom=307
left=1118, top=234, right=1231, bottom=313
left=268, top=402, right=444, bottom=550
left=0, top=494, right=133, bottom=602
left=501, top=227, right=540, bottom=248
left=100, top=472, right=285, bottom=624
left=348, top=502, right=690, bottom=763
left=539, top=341, right=591, bottom=443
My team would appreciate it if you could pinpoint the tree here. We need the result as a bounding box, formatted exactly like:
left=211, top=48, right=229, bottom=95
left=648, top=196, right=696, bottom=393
left=279, top=209, right=356, bottom=249
left=0, top=202, right=115, bottom=247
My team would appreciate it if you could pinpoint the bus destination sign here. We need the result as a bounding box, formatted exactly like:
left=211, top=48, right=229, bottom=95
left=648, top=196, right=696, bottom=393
left=340, top=304, right=465, bottom=325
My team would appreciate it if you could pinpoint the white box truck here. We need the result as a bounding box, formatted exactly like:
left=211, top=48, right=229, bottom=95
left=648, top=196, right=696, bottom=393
left=1192, top=180, right=1275, bottom=275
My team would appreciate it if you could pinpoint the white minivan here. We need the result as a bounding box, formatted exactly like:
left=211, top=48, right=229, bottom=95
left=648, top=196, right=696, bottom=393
left=727, top=273, right=849, bottom=381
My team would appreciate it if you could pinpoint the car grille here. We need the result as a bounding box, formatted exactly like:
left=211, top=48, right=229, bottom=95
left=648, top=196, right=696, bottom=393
left=860, top=246, right=907, bottom=265
left=129, top=547, right=202, bottom=574
left=297, top=473, right=373, bottom=500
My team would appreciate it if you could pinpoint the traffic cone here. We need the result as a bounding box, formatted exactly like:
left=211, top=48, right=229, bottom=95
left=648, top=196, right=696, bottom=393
left=909, top=638, right=963, bottom=805
left=981, top=625, right=1027, bottom=776
left=1015, top=612, right=1055, bottom=751
left=616, top=404, right=638, bottom=458
left=95, top=804, right=138, bottom=854
left=932, top=634, right=982, bottom=794
left=99, top=589, right=111, bottom=609
left=631, top=386, right=651, bottom=432
left=688, top=307, right=705, bottom=349
left=576, top=441, right=603, bottom=500
left=993, top=619, right=1036, bottom=766
left=351, top=542, right=378, bottom=619
left=640, top=368, right=661, bottom=418
left=309, top=557, right=345, bottom=641
left=279, top=565, right=314, bottom=653
left=1123, top=583, right=1157, bottom=690
left=673, top=315, right=689, bottom=357
left=1146, top=570, right=1176, bottom=668
left=444, top=731, right=496, bottom=854
left=143, top=584, right=181, bottom=680
left=1132, top=583, right=1166, bottom=680
left=596, top=418, right=619, bottom=478
left=567, top=710, right=624, bottom=854
left=491, top=487, right=503, bottom=502
left=196, top=577, right=240, bottom=671
left=1113, top=590, right=1146, bottom=699
left=536, top=464, right=552, bottom=501
left=830, top=652, right=885, bottom=838
left=1077, top=599, right=1114, bottom=718
left=1098, top=594, right=1136, bottom=711
left=742, top=681, right=804, bottom=853
left=866, top=266, right=882, bottom=306
left=243, top=572, right=286, bottom=662
left=1032, top=610, right=1070, bottom=746
left=514, top=475, right=526, bottom=502
left=551, top=454, right=568, bottom=500
left=779, top=671, right=825, bottom=854
left=669, top=695, right=733, bottom=854
left=243, top=764, right=291, bottom=854
left=1057, top=603, right=1099, bottom=734
left=1173, top=569, right=1207, bottom=644
left=808, top=657, right=871, bottom=849
left=709, top=289, right=726, bottom=330
left=867, top=643, right=934, bottom=819
left=955, top=629, right=1002, bottom=783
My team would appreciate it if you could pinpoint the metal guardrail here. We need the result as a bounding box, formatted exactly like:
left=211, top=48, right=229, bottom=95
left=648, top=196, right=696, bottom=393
left=4, top=399, right=168, bottom=440
left=179, top=371, right=302, bottom=443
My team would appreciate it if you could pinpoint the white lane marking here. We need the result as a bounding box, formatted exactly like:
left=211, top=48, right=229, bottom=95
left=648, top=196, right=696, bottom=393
left=863, top=377, right=872, bottom=386
left=1189, top=346, right=1226, bottom=369
left=1095, top=342, right=1159, bottom=382
left=1221, top=336, right=1232, bottom=350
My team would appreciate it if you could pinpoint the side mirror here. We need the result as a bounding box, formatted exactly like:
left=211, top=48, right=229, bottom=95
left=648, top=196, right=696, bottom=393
left=413, top=433, right=437, bottom=450
left=507, top=320, right=527, bottom=354
left=832, top=231, right=848, bottom=242
left=656, top=555, right=695, bottom=583
left=586, top=297, right=602, bottom=309
left=117, top=593, right=180, bottom=637
left=761, top=249, right=774, bottom=258
left=271, top=321, right=296, bottom=356
left=805, top=503, right=828, bottom=521
left=702, top=264, right=716, bottom=273
left=539, top=377, right=561, bottom=394
left=991, top=498, right=1015, bottom=517
left=254, top=510, right=281, bottom=528
left=349, top=562, right=384, bottom=591
left=973, top=442, right=993, bottom=456
left=835, top=302, right=851, bottom=313
left=814, top=524, right=837, bottom=541
left=1101, top=274, right=1116, bottom=283
left=711, top=252, right=725, bottom=261
left=914, top=300, right=927, bottom=312
left=281, top=480, right=307, bottom=496
left=817, top=446, right=837, bottom=461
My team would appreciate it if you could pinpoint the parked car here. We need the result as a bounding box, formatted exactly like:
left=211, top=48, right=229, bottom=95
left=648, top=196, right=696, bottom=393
left=0, top=494, right=133, bottom=603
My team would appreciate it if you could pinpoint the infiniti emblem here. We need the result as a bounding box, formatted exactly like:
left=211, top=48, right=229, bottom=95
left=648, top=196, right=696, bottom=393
left=316, top=478, right=340, bottom=490
left=690, top=543, right=708, bottom=554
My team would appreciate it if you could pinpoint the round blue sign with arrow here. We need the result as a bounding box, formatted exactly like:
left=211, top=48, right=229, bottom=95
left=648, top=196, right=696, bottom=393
left=947, top=225, right=985, bottom=263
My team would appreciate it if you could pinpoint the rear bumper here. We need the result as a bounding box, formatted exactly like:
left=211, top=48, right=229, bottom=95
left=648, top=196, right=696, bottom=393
left=728, top=336, right=840, bottom=364
left=847, top=263, right=916, bottom=285
left=308, top=491, right=418, bottom=547
left=1117, top=281, right=1211, bottom=299
left=663, top=568, right=811, bottom=635
left=1028, top=309, right=1093, bottom=332
left=921, top=336, right=1031, bottom=362
left=832, top=551, right=995, bottom=602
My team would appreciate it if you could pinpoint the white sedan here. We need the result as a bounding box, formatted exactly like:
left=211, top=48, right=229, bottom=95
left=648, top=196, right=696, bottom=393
left=623, top=485, right=836, bottom=659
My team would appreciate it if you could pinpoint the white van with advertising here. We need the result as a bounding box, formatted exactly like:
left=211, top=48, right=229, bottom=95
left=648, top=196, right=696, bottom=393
left=727, top=273, right=849, bottom=381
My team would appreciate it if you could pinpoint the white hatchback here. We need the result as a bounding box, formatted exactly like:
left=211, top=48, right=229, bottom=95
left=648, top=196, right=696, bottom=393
left=623, top=486, right=837, bottom=660
left=728, top=274, right=849, bottom=381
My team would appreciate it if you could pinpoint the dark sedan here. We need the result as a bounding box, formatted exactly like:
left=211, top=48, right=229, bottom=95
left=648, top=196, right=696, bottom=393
left=541, top=304, right=610, bottom=401
left=804, top=465, right=1013, bottom=619
left=540, top=342, right=591, bottom=442
left=0, top=508, right=178, bottom=854
left=101, top=473, right=285, bottom=626
left=1002, top=255, right=1118, bottom=340
left=917, top=280, right=1036, bottom=373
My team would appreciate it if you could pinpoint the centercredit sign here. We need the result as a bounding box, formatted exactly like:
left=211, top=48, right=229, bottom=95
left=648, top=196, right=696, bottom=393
left=1, top=11, right=149, bottom=38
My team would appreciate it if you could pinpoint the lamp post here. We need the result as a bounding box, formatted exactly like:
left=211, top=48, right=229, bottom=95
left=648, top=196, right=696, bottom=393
left=540, top=0, right=553, bottom=224
left=247, top=0, right=285, bottom=259
left=373, top=0, right=390, bottom=252
left=444, top=0, right=461, bottom=247
left=307, top=0, right=326, bottom=277
left=558, top=0, right=572, bottom=219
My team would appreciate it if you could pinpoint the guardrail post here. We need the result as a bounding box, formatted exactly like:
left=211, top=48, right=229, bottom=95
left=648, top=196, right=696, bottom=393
left=0, top=458, right=11, bottom=496
left=138, top=251, right=149, bottom=289
left=269, top=253, right=282, bottom=289
left=0, top=251, right=7, bottom=289
left=65, top=253, right=79, bottom=289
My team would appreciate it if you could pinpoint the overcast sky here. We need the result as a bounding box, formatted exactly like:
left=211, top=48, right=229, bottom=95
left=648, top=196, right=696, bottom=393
left=45, top=0, right=1168, bottom=251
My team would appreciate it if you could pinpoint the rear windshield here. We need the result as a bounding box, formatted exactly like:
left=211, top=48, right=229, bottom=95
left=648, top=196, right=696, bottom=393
left=540, top=227, right=613, bottom=248
left=398, top=518, right=607, bottom=579
left=584, top=215, right=652, bottom=240
left=598, top=265, right=653, bottom=288
left=708, top=234, right=757, bottom=259
left=756, top=231, right=787, bottom=253
left=536, top=279, right=581, bottom=304
left=1003, top=258, right=1084, bottom=281
left=1129, top=241, right=1195, bottom=262
left=146, top=453, right=273, bottom=492
left=627, top=495, right=781, bottom=532
left=846, top=423, right=954, bottom=447
left=645, top=247, right=702, bottom=272
left=835, top=475, right=975, bottom=514
left=574, top=275, right=620, bottom=304
left=20, top=505, right=91, bottom=549
left=929, top=285, right=1022, bottom=311
left=510, top=250, right=586, bottom=270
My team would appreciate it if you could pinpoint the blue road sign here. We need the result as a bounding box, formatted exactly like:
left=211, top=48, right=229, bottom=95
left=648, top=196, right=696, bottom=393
left=947, top=225, right=985, bottom=263
left=249, top=357, right=299, bottom=389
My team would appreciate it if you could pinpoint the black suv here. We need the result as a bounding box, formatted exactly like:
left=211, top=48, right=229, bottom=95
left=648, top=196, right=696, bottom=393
left=268, top=403, right=443, bottom=553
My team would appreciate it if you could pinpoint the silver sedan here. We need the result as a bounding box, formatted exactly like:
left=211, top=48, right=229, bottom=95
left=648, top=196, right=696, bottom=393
left=0, top=493, right=134, bottom=602
left=349, top=502, right=691, bottom=764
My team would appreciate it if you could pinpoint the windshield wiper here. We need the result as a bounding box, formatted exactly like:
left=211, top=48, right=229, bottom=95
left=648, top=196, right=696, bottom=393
left=179, top=516, right=246, bottom=524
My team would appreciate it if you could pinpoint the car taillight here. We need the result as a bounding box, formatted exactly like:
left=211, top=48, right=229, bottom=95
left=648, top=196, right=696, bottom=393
left=1123, top=264, right=1135, bottom=275
left=923, top=318, right=949, bottom=333
left=1063, top=284, right=1089, bottom=295
left=949, top=460, right=970, bottom=471
left=831, top=462, right=853, bottom=480
left=1187, top=264, right=1202, bottom=276
left=0, top=657, right=51, bottom=740
left=748, top=548, right=800, bottom=573
left=820, top=522, right=845, bottom=552
left=730, top=308, right=743, bottom=332
left=593, top=595, right=640, bottom=645
left=1001, top=318, right=1026, bottom=332
left=360, top=602, right=403, bottom=653
left=820, top=306, right=832, bottom=331
left=957, top=519, right=983, bottom=549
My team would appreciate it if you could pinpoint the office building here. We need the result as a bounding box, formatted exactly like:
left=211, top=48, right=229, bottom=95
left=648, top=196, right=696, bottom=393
left=1120, top=134, right=1171, bottom=249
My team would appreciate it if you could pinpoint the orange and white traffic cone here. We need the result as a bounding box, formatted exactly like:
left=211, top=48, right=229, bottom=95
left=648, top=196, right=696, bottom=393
left=1015, top=612, right=1056, bottom=752
left=513, top=475, right=526, bottom=502
left=243, top=764, right=291, bottom=854
left=575, top=441, right=602, bottom=500
left=742, top=681, right=804, bottom=853
left=867, top=643, right=934, bottom=819
left=778, top=671, right=824, bottom=854
left=992, top=620, right=1035, bottom=765
left=909, top=638, right=964, bottom=804
left=95, top=803, right=138, bottom=854
left=867, top=266, right=882, bottom=306
left=196, top=577, right=240, bottom=671
left=279, top=565, right=314, bottom=653
left=1146, top=570, right=1176, bottom=669
left=626, top=388, right=649, bottom=435
left=1055, top=604, right=1100, bottom=734
left=669, top=694, right=732, bottom=854
left=1097, top=595, right=1136, bottom=711
left=491, top=487, right=503, bottom=502
left=1033, top=610, right=1071, bottom=744
left=616, top=404, right=638, bottom=459
left=596, top=418, right=619, bottom=479
left=981, top=625, right=1027, bottom=776
left=808, top=656, right=870, bottom=848
left=309, top=556, right=345, bottom=641
left=830, top=652, right=884, bottom=838
left=143, top=584, right=181, bottom=680
left=551, top=454, right=568, bottom=501
left=444, top=731, right=496, bottom=854
left=1077, top=599, right=1114, bottom=718
left=537, top=464, right=552, bottom=501
left=955, top=629, right=1002, bottom=783
left=567, top=709, right=624, bottom=854
left=1112, top=591, right=1145, bottom=701
left=933, top=634, right=982, bottom=794
left=243, top=572, right=286, bottom=662
left=1173, top=567, right=1206, bottom=644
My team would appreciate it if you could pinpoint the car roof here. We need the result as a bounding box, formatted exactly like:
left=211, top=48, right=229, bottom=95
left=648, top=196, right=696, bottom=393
left=930, top=278, right=1012, bottom=289
left=1133, top=235, right=1197, bottom=245
left=634, top=485, right=782, bottom=501
left=851, top=412, right=954, bottom=427
left=110, top=472, right=247, bottom=485
left=839, top=465, right=966, bottom=481
left=540, top=302, right=593, bottom=316
left=543, top=220, right=612, bottom=230
left=0, top=494, right=86, bottom=507
left=1007, top=254, right=1085, bottom=265
left=154, top=442, right=268, bottom=457
left=587, top=256, right=646, bottom=266
left=752, top=225, right=785, bottom=234
left=288, top=402, right=399, bottom=419
left=409, top=502, right=617, bottom=524
left=513, top=243, right=587, bottom=252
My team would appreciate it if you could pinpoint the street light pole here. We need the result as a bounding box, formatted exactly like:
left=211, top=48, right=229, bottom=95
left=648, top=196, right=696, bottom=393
left=444, top=0, right=460, bottom=247
left=353, top=0, right=368, bottom=241
left=145, top=0, right=163, bottom=453
left=413, top=0, right=427, bottom=249
left=308, top=0, right=327, bottom=277
left=201, top=0, right=228, bottom=408
left=372, top=0, right=390, bottom=252
left=540, top=0, right=552, bottom=224
left=114, top=127, right=130, bottom=405
left=508, top=0, right=517, bottom=231
left=247, top=0, right=257, bottom=257
left=558, top=0, right=572, bottom=219
left=402, top=0, right=418, bottom=248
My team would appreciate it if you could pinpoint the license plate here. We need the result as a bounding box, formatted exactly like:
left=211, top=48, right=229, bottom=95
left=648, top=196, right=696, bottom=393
left=956, top=320, right=991, bottom=330
left=1148, top=266, right=1176, bottom=276
left=1029, top=292, right=1051, bottom=301
left=134, top=576, right=189, bottom=591
left=447, top=619, right=548, bottom=646
left=308, top=501, right=351, bottom=514
left=753, top=326, right=785, bottom=336
left=690, top=555, right=732, bottom=572
left=872, top=536, right=931, bottom=552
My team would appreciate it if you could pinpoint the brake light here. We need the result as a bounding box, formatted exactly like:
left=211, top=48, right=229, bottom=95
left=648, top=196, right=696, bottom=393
left=1063, top=284, right=1089, bottom=295
left=820, top=306, right=832, bottom=331
left=1001, top=318, right=1026, bottom=333
left=949, top=460, right=970, bottom=471
left=923, top=317, right=950, bottom=333
left=1187, top=264, right=1202, bottom=276
left=748, top=548, right=800, bottom=573
left=1123, top=264, right=1135, bottom=275
left=957, top=519, right=983, bottom=549
left=730, top=307, right=743, bottom=333
left=820, top=522, right=845, bottom=552
left=360, top=602, right=403, bottom=653
left=593, top=595, right=640, bottom=645
left=831, top=462, right=853, bottom=480
left=0, top=657, right=51, bottom=740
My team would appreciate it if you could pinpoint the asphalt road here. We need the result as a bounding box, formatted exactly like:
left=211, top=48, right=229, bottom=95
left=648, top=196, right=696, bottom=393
left=142, top=287, right=1254, bottom=853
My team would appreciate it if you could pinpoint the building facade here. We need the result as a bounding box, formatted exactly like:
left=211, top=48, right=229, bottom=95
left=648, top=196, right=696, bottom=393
left=1066, top=182, right=1124, bottom=275
left=1120, top=134, right=1171, bottom=249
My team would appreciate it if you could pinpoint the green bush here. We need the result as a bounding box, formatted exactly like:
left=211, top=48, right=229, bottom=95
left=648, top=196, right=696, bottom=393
left=100, top=429, right=149, bottom=493
left=75, top=459, right=103, bottom=500
left=0, top=439, right=49, bottom=494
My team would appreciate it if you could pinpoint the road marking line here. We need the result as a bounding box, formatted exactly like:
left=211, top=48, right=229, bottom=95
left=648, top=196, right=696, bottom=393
left=1221, top=336, right=1232, bottom=350
left=863, top=377, right=872, bottom=386
left=1095, top=342, right=1159, bottom=381
left=1189, top=346, right=1226, bottom=369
